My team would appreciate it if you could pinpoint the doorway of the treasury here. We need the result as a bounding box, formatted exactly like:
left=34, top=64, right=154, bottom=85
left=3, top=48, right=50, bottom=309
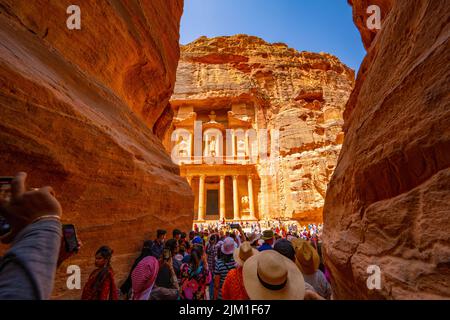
left=183, top=165, right=259, bottom=223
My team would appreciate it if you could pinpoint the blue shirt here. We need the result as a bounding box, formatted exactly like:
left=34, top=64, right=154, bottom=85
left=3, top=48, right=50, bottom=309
left=258, top=243, right=273, bottom=252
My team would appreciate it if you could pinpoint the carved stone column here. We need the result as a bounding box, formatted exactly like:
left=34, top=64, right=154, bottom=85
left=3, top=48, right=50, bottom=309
left=219, top=175, right=226, bottom=221
left=233, top=175, right=240, bottom=220
left=247, top=174, right=256, bottom=220
left=198, top=175, right=206, bottom=221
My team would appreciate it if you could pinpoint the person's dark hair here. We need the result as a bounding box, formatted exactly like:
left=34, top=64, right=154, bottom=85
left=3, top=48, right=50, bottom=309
left=94, top=246, right=114, bottom=292
left=119, top=240, right=153, bottom=295
left=193, top=243, right=204, bottom=256
left=274, top=239, right=295, bottom=261
left=179, top=245, right=186, bottom=256
left=157, top=229, right=167, bottom=238
left=222, top=253, right=233, bottom=264
left=181, top=232, right=187, bottom=239
left=209, top=234, right=218, bottom=244
left=141, top=240, right=153, bottom=257
left=96, top=246, right=113, bottom=264
left=165, top=238, right=178, bottom=255
left=190, top=246, right=203, bottom=270
left=173, top=229, right=182, bottom=238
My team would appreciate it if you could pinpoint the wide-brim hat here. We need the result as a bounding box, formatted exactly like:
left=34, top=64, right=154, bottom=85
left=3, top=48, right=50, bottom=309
left=221, top=237, right=235, bottom=255
left=294, top=240, right=320, bottom=275
left=291, top=238, right=305, bottom=250
left=261, top=230, right=274, bottom=241
left=247, top=232, right=260, bottom=244
left=243, top=250, right=305, bottom=300
left=234, top=241, right=259, bottom=266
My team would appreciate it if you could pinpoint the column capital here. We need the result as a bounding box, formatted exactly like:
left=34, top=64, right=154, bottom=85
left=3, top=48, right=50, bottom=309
left=220, top=175, right=226, bottom=180
left=199, top=174, right=206, bottom=180
left=247, top=174, right=255, bottom=179
left=232, top=175, right=239, bottom=180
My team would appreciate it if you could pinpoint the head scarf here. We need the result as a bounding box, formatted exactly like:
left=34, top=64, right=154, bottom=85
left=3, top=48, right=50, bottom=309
left=131, top=256, right=159, bottom=300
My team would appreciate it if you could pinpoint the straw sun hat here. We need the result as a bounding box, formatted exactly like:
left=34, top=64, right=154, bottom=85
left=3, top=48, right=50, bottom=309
left=243, top=250, right=305, bottom=300
left=292, top=239, right=320, bottom=275
left=233, top=241, right=258, bottom=266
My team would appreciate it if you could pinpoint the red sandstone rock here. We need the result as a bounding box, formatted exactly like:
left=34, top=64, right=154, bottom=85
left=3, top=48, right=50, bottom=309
left=0, top=0, right=193, bottom=299
left=167, top=35, right=354, bottom=224
left=323, top=0, right=450, bottom=299
left=347, top=0, right=393, bottom=50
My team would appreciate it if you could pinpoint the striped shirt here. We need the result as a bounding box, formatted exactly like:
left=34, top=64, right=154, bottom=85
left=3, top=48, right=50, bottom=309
left=214, top=258, right=236, bottom=300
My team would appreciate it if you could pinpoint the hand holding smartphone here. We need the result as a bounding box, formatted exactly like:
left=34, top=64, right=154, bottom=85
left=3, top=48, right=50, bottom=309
left=0, top=173, right=63, bottom=244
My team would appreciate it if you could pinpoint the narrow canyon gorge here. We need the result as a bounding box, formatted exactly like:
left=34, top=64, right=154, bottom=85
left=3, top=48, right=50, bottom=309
left=0, top=0, right=448, bottom=300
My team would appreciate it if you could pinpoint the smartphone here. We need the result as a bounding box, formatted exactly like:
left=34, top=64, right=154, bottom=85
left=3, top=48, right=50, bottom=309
left=62, top=224, right=79, bottom=253
left=0, top=177, right=13, bottom=237
left=230, top=223, right=240, bottom=229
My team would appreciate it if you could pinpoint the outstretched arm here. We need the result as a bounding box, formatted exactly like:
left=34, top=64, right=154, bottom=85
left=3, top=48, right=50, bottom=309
left=0, top=172, right=62, bottom=300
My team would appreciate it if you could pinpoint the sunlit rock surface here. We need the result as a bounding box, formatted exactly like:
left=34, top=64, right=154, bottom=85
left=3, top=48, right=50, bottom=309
left=323, top=0, right=450, bottom=299
left=0, top=0, right=193, bottom=299
left=168, top=35, right=354, bottom=223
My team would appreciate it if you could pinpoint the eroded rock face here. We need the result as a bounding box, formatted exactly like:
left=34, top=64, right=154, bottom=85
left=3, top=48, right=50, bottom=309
left=169, top=35, right=354, bottom=223
left=0, top=0, right=193, bottom=299
left=323, top=0, right=450, bottom=299
left=348, top=0, right=393, bottom=49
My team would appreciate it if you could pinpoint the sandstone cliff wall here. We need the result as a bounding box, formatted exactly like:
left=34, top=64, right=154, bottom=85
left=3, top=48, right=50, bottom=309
left=323, top=0, right=450, bottom=299
left=169, top=35, right=354, bottom=223
left=0, top=0, right=193, bottom=299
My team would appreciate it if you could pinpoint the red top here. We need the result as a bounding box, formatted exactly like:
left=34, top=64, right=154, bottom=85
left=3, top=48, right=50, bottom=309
left=221, top=267, right=249, bottom=300
left=81, top=267, right=118, bottom=300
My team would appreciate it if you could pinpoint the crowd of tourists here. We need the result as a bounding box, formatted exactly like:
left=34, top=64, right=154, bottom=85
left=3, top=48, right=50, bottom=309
left=81, top=222, right=331, bottom=300
left=0, top=172, right=331, bottom=300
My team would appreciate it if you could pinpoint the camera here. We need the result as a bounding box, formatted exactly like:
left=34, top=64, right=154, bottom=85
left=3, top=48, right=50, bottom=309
left=0, top=177, right=13, bottom=237
left=63, top=224, right=79, bottom=253
left=230, top=223, right=240, bottom=229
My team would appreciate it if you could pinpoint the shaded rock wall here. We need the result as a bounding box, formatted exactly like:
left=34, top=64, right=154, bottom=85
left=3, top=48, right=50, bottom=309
left=169, top=35, right=354, bottom=223
left=323, top=0, right=450, bottom=299
left=0, top=0, right=193, bottom=299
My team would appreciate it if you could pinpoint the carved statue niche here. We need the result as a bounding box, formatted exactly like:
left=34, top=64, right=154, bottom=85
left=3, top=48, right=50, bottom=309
left=203, top=128, right=223, bottom=164
left=209, top=136, right=217, bottom=157
left=241, top=195, right=250, bottom=211
left=237, top=138, right=246, bottom=155
left=178, top=136, right=189, bottom=158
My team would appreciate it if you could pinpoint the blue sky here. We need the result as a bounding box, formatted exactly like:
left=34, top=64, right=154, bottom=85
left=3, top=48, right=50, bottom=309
left=180, top=0, right=365, bottom=72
